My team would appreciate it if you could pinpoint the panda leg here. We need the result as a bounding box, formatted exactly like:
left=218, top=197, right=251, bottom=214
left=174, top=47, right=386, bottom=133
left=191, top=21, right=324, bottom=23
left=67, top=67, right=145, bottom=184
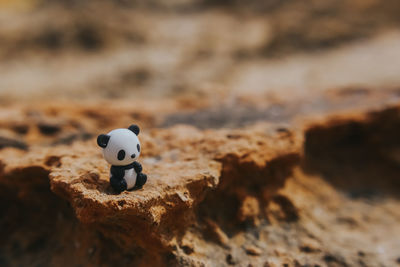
left=134, top=173, right=147, bottom=189
left=110, top=176, right=127, bottom=193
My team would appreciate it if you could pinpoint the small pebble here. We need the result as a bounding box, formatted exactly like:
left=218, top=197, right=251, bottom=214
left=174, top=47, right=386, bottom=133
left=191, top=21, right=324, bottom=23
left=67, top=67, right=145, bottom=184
left=226, top=254, right=236, bottom=265
left=245, top=245, right=262, bottom=256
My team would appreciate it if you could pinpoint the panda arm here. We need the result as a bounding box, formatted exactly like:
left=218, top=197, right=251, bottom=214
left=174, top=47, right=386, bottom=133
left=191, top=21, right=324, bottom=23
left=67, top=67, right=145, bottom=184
left=110, top=166, right=125, bottom=180
left=132, top=161, right=143, bottom=173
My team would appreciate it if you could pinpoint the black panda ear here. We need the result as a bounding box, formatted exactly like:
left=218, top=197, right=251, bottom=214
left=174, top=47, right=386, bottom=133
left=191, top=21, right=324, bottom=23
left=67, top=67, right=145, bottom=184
left=128, top=124, right=140, bottom=135
left=97, top=134, right=110, bottom=148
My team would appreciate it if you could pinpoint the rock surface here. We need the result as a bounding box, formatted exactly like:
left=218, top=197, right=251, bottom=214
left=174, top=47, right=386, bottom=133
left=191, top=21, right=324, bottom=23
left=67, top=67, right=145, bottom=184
left=1, top=88, right=400, bottom=266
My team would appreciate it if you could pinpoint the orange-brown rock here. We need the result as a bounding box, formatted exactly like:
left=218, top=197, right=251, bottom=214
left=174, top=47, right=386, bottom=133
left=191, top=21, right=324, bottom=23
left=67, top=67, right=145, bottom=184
left=1, top=89, right=400, bottom=266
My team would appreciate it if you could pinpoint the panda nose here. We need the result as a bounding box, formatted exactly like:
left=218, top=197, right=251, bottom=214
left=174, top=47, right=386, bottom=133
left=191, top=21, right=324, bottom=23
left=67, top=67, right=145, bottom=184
left=131, top=154, right=136, bottom=159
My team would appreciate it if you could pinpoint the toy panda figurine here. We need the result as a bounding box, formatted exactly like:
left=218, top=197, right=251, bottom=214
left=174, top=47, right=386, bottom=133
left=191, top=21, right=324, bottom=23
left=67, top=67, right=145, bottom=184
left=97, top=124, right=147, bottom=193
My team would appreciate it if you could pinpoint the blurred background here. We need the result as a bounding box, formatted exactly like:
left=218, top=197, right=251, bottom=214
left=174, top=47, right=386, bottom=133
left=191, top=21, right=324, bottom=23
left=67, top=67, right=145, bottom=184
left=0, top=0, right=400, bottom=103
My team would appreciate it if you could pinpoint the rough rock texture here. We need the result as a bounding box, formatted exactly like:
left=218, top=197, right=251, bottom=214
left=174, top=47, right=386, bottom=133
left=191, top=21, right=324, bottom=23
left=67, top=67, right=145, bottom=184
left=1, top=88, right=400, bottom=266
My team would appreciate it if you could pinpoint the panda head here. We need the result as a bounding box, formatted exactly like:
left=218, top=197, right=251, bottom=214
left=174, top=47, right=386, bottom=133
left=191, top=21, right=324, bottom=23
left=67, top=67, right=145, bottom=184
left=97, top=124, right=141, bottom=166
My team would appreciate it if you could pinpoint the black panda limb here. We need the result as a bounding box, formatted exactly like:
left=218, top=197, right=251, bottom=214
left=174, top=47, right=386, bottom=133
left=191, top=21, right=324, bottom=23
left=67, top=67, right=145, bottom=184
left=110, top=176, right=127, bottom=193
left=132, top=161, right=143, bottom=173
left=134, top=173, right=147, bottom=189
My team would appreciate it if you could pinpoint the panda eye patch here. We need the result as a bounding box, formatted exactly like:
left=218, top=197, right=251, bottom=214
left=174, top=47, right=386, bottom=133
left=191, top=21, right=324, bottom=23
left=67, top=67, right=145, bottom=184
left=117, top=150, right=125, bottom=160
left=137, top=144, right=141, bottom=152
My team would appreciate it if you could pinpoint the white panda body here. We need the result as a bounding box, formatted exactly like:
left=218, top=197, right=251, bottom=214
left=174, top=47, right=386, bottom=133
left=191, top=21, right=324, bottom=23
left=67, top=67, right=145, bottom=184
left=124, top=168, right=138, bottom=190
